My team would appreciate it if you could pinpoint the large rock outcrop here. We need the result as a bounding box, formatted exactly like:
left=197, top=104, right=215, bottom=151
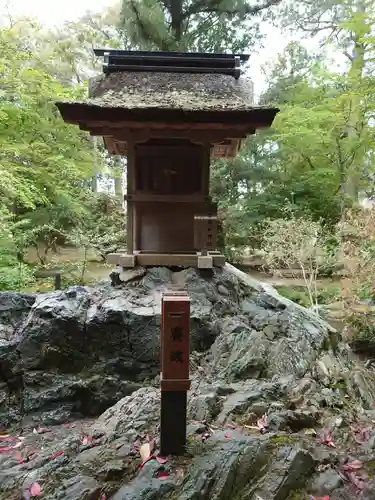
left=1, top=264, right=375, bottom=499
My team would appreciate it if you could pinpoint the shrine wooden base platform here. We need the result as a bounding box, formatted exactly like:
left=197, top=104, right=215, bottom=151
left=107, top=250, right=225, bottom=269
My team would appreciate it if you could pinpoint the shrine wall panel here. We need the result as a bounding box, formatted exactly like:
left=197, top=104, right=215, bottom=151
left=136, top=202, right=217, bottom=253
left=134, top=142, right=209, bottom=196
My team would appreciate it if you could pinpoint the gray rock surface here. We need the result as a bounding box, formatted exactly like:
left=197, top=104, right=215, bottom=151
left=0, top=264, right=375, bottom=499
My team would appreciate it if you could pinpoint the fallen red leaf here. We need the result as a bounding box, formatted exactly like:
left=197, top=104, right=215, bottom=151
left=224, top=433, right=231, bottom=438
left=81, top=436, right=94, bottom=446
left=339, top=460, right=367, bottom=491
left=47, top=450, right=64, bottom=461
left=155, top=456, right=168, bottom=464
left=137, top=456, right=153, bottom=469
left=347, top=471, right=367, bottom=490
left=341, top=460, right=363, bottom=472
left=319, top=430, right=336, bottom=448
left=29, top=482, right=42, bottom=496
left=351, top=424, right=372, bottom=444
left=156, top=471, right=169, bottom=480
left=0, top=446, right=12, bottom=453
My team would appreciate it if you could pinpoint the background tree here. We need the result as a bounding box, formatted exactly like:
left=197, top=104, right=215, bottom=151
left=280, top=0, right=374, bottom=202
left=120, top=0, right=282, bottom=51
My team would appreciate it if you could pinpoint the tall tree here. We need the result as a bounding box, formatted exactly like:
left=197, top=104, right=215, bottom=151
left=120, top=0, right=282, bottom=51
left=280, top=0, right=374, bottom=201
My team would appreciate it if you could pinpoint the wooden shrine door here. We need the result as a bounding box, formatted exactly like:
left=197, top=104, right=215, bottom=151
left=133, top=141, right=210, bottom=253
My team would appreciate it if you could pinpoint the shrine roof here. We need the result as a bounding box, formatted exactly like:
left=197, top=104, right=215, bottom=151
left=83, top=71, right=255, bottom=112
left=56, top=51, right=279, bottom=127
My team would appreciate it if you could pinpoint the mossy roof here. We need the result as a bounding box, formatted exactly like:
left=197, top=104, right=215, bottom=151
left=82, top=71, right=256, bottom=112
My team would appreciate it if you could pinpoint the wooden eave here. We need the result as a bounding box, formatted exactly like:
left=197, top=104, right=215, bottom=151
left=56, top=102, right=279, bottom=158
left=103, top=137, right=242, bottom=158
left=55, top=102, right=279, bottom=128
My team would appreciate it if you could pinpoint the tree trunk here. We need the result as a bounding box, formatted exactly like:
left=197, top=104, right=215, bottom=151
left=92, top=136, right=99, bottom=193
left=114, top=157, right=123, bottom=200
left=343, top=0, right=368, bottom=202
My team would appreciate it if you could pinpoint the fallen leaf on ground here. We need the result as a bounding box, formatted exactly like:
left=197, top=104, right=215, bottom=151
left=346, top=471, right=367, bottom=490
left=341, top=460, right=363, bottom=472
left=339, top=461, right=367, bottom=491
left=245, top=413, right=268, bottom=432
left=35, top=427, right=50, bottom=435
left=29, top=482, right=42, bottom=496
left=47, top=450, right=64, bottom=461
left=351, top=424, right=372, bottom=444
left=139, top=442, right=152, bottom=463
left=319, top=430, right=336, bottom=448
left=156, top=471, right=169, bottom=480
left=224, top=433, right=231, bottom=438
left=304, top=428, right=317, bottom=436
left=81, top=436, right=94, bottom=446
left=0, top=446, right=12, bottom=453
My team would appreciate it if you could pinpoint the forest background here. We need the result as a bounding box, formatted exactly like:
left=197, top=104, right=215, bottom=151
left=0, top=0, right=374, bottom=338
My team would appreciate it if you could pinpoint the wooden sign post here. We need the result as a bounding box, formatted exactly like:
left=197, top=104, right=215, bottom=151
left=160, top=291, right=190, bottom=456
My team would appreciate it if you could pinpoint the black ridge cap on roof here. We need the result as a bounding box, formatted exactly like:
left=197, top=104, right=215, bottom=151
left=93, top=48, right=250, bottom=62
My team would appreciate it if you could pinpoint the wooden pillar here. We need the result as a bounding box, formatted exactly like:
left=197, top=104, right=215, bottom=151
left=126, top=141, right=135, bottom=253
left=201, top=143, right=211, bottom=197
left=160, top=291, right=190, bottom=456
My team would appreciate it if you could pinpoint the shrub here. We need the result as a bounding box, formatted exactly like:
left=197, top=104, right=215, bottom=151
left=261, top=212, right=336, bottom=310
left=336, top=207, right=375, bottom=339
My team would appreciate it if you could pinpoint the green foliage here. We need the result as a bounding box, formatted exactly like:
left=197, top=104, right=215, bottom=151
left=0, top=26, right=94, bottom=214
left=0, top=1, right=374, bottom=302
left=276, top=285, right=340, bottom=308
left=336, top=208, right=375, bottom=339
left=0, top=23, right=110, bottom=290
left=261, top=211, right=336, bottom=309
left=212, top=23, right=375, bottom=254
left=66, top=193, right=126, bottom=283
left=120, top=0, right=280, bottom=52
left=0, top=208, right=34, bottom=291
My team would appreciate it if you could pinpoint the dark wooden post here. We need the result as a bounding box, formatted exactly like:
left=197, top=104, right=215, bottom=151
left=54, top=273, right=61, bottom=290
left=160, top=291, right=190, bottom=456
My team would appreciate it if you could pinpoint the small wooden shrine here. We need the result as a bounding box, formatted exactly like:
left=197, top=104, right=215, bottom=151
left=56, top=50, right=279, bottom=269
